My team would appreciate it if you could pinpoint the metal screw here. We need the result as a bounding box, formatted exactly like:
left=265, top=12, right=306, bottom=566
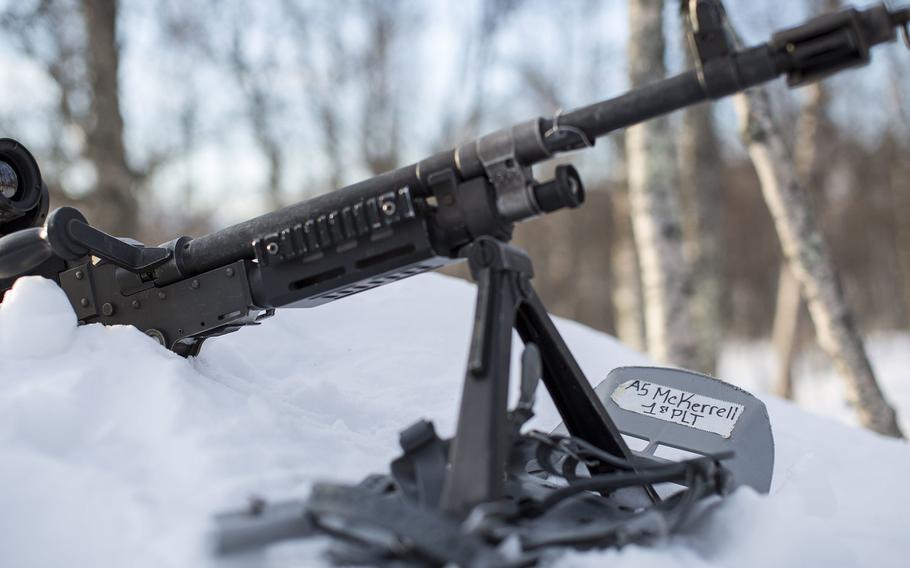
left=131, top=299, right=141, bottom=309
left=266, top=242, right=279, bottom=255
left=101, top=302, right=114, bottom=316
left=79, top=297, right=90, bottom=307
left=158, top=291, right=167, bottom=300
left=225, top=267, right=235, bottom=278
left=381, top=200, right=397, bottom=216
left=191, top=279, right=200, bottom=289
left=74, top=270, right=84, bottom=280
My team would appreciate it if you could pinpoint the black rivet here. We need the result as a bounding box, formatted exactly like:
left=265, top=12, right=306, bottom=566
left=79, top=297, right=90, bottom=307
left=74, top=270, right=84, bottom=280
left=101, top=302, right=114, bottom=316
left=225, top=267, right=235, bottom=278
left=131, top=299, right=141, bottom=309
left=191, top=279, right=200, bottom=289
left=158, top=291, right=167, bottom=300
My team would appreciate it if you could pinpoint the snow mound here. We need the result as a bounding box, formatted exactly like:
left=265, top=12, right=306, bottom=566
left=0, top=274, right=908, bottom=568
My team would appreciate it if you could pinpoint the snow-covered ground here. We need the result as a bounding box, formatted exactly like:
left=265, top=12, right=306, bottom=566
left=0, top=273, right=908, bottom=568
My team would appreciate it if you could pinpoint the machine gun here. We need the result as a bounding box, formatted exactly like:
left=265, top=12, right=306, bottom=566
left=1, top=1, right=908, bottom=565
left=2, top=1, right=908, bottom=356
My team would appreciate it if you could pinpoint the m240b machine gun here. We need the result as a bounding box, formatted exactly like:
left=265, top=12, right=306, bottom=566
left=1, top=1, right=908, bottom=565
left=2, top=2, right=908, bottom=357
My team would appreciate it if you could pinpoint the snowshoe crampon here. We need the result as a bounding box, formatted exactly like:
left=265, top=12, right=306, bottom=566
left=212, top=366, right=773, bottom=566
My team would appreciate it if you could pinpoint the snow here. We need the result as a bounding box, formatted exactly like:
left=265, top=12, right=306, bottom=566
left=0, top=273, right=908, bottom=568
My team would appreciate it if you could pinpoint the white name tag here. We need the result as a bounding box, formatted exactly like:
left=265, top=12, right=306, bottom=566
left=610, top=379, right=744, bottom=438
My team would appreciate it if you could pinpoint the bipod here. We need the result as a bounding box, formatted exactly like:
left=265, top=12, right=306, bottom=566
left=440, top=237, right=655, bottom=515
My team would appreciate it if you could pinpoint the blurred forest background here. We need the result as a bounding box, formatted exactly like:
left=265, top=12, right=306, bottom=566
left=0, top=1, right=908, bottom=430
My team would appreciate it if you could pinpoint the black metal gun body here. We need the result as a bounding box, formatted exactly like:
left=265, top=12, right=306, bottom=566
left=1, top=2, right=908, bottom=356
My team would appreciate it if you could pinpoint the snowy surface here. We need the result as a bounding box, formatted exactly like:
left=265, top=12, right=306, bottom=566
left=0, top=273, right=908, bottom=568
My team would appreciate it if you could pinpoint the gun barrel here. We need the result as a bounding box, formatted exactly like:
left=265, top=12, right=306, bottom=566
left=541, top=49, right=774, bottom=155
left=179, top=2, right=904, bottom=281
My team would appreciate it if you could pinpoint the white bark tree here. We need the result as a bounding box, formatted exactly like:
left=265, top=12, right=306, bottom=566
left=610, top=139, right=647, bottom=352
left=771, top=0, right=839, bottom=400
left=727, top=21, right=903, bottom=437
left=626, top=0, right=697, bottom=368
left=678, top=13, right=723, bottom=376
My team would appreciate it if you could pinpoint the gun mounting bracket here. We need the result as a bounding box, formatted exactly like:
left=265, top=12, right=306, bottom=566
left=474, top=120, right=552, bottom=224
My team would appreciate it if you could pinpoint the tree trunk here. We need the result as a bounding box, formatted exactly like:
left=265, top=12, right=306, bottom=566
left=888, top=143, right=910, bottom=326
left=886, top=55, right=910, bottom=326
left=626, top=0, right=696, bottom=368
left=771, top=84, right=825, bottom=400
left=611, top=176, right=647, bottom=352
left=81, top=0, right=138, bottom=237
left=678, top=16, right=723, bottom=376
left=771, top=0, right=839, bottom=401
left=771, top=82, right=826, bottom=400
left=730, top=29, right=903, bottom=437
left=771, top=267, right=801, bottom=399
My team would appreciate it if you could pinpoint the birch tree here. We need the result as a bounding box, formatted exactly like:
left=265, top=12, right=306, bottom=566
left=771, top=0, right=839, bottom=400
left=610, top=140, right=647, bottom=352
left=726, top=20, right=903, bottom=437
left=626, top=0, right=697, bottom=368
left=678, top=13, right=723, bottom=376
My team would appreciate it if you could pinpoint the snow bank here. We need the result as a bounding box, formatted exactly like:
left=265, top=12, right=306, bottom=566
left=0, top=274, right=908, bottom=568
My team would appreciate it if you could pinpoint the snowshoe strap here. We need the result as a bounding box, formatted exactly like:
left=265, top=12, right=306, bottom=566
left=390, top=419, right=448, bottom=507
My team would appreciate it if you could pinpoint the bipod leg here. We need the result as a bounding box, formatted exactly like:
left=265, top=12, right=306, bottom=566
left=440, top=238, right=524, bottom=515
left=516, top=291, right=638, bottom=474
left=515, top=270, right=657, bottom=503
